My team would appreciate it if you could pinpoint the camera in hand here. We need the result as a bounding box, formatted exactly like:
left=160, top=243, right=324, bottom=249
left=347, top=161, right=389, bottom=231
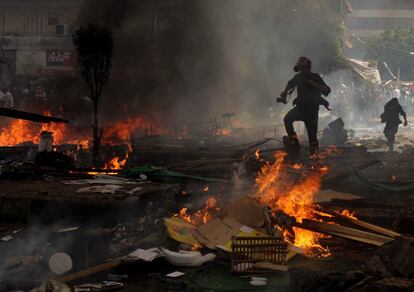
left=277, top=97, right=287, bottom=104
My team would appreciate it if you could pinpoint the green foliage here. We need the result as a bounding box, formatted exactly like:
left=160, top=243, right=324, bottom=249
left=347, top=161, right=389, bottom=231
left=366, top=26, right=414, bottom=80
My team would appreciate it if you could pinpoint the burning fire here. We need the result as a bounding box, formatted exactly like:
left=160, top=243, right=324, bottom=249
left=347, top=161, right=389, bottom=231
left=216, top=128, right=232, bottom=137
left=255, top=151, right=330, bottom=256
left=0, top=113, right=167, bottom=148
left=291, top=163, right=302, bottom=170
left=103, top=117, right=168, bottom=143
left=254, top=149, right=261, bottom=160
left=105, top=154, right=128, bottom=170
left=0, top=118, right=87, bottom=147
left=177, top=196, right=220, bottom=226
left=340, top=209, right=357, bottom=220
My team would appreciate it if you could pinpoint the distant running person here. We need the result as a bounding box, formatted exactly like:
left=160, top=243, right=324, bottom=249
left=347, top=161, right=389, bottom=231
left=380, top=98, right=408, bottom=152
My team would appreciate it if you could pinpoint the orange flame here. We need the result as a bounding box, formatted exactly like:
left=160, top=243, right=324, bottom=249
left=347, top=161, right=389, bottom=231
left=291, top=163, right=302, bottom=170
left=0, top=118, right=89, bottom=147
left=177, top=196, right=220, bottom=225
left=255, top=151, right=330, bottom=256
left=255, top=149, right=261, bottom=160
left=179, top=207, right=192, bottom=223
left=217, top=128, right=232, bottom=136
left=105, top=152, right=128, bottom=170
left=103, top=117, right=168, bottom=143
left=0, top=113, right=166, bottom=148
left=340, top=209, right=357, bottom=220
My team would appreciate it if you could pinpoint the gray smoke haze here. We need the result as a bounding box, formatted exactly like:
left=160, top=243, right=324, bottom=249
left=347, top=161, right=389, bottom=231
left=76, top=0, right=345, bottom=131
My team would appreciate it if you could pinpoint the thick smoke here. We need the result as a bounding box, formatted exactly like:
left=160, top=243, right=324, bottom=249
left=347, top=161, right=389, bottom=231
left=77, top=0, right=345, bottom=131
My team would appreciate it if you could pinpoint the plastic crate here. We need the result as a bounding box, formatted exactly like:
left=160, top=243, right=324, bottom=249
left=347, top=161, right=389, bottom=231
left=231, top=236, right=288, bottom=274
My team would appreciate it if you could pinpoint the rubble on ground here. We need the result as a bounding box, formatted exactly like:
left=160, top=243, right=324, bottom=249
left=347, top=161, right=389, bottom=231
left=1, top=136, right=414, bottom=291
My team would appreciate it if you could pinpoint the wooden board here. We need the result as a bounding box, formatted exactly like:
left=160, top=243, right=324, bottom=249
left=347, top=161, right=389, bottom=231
left=0, top=107, right=69, bottom=123
left=294, top=219, right=393, bottom=246
left=337, top=214, right=400, bottom=238
left=315, top=207, right=401, bottom=238
left=55, top=259, right=122, bottom=283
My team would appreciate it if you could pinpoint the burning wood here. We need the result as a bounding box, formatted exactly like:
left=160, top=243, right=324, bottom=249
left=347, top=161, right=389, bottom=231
left=255, top=151, right=331, bottom=256
left=339, top=209, right=357, bottom=220
left=253, top=149, right=399, bottom=256
left=293, top=219, right=394, bottom=246
left=176, top=196, right=220, bottom=226
left=105, top=153, right=128, bottom=170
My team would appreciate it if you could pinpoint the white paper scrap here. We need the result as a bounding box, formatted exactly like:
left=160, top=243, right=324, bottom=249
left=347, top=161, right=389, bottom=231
left=126, top=248, right=163, bottom=262
left=126, top=186, right=143, bottom=194
left=166, top=271, right=185, bottom=278
left=239, top=225, right=255, bottom=233
left=76, top=185, right=123, bottom=194
left=1, top=235, right=12, bottom=242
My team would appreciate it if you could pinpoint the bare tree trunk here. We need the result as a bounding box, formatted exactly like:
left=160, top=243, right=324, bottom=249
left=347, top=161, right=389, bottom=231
left=92, top=98, right=103, bottom=168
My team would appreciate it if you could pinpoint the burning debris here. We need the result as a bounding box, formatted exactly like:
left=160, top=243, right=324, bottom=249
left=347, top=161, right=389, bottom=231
left=255, top=151, right=331, bottom=256
left=176, top=196, right=220, bottom=226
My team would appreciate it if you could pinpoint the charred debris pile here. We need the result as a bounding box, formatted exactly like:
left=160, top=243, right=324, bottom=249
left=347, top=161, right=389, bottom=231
left=0, top=117, right=414, bottom=291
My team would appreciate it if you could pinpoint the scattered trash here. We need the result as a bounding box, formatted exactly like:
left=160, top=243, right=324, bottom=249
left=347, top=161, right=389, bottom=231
left=107, top=274, right=128, bottom=281
left=164, top=217, right=200, bottom=246
left=56, top=226, right=80, bottom=233
left=63, top=176, right=139, bottom=185
left=125, top=247, right=163, bottom=262
left=250, top=277, right=267, bottom=286
left=126, top=165, right=226, bottom=183
left=1, top=235, right=13, bottom=242
left=2, top=117, right=414, bottom=291
left=125, top=186, right=143, bottom=194
left=73, top=281, right=124, bottom=292
left=166, top=271, right=186, bottom=278
left=161, top=248, right=216, bottom=267
left=48, top=252, right=73, bottom=275
left=76, top=185, right=123, bottom=194
left=194, top=217, right=268, bottom=251
left=30, top=280, right=71, bottom=292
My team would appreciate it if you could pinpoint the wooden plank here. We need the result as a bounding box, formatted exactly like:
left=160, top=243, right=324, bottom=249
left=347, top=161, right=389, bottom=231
left=55, top=259, right=122, bottom=283
left=337, top=214, right=401, bottom=238
left=314, top=207, right=401, bottom=238
left=0, top=107, right=69, bottom=123
left=294, top=219, right=393, bottom=246
left=325, top=232, right=390, bottom=246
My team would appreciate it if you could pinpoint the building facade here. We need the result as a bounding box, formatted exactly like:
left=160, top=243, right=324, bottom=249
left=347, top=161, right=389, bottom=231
left=0, top=0, right=82, bottom=79
left=346, top=0, right=414, bottom=37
